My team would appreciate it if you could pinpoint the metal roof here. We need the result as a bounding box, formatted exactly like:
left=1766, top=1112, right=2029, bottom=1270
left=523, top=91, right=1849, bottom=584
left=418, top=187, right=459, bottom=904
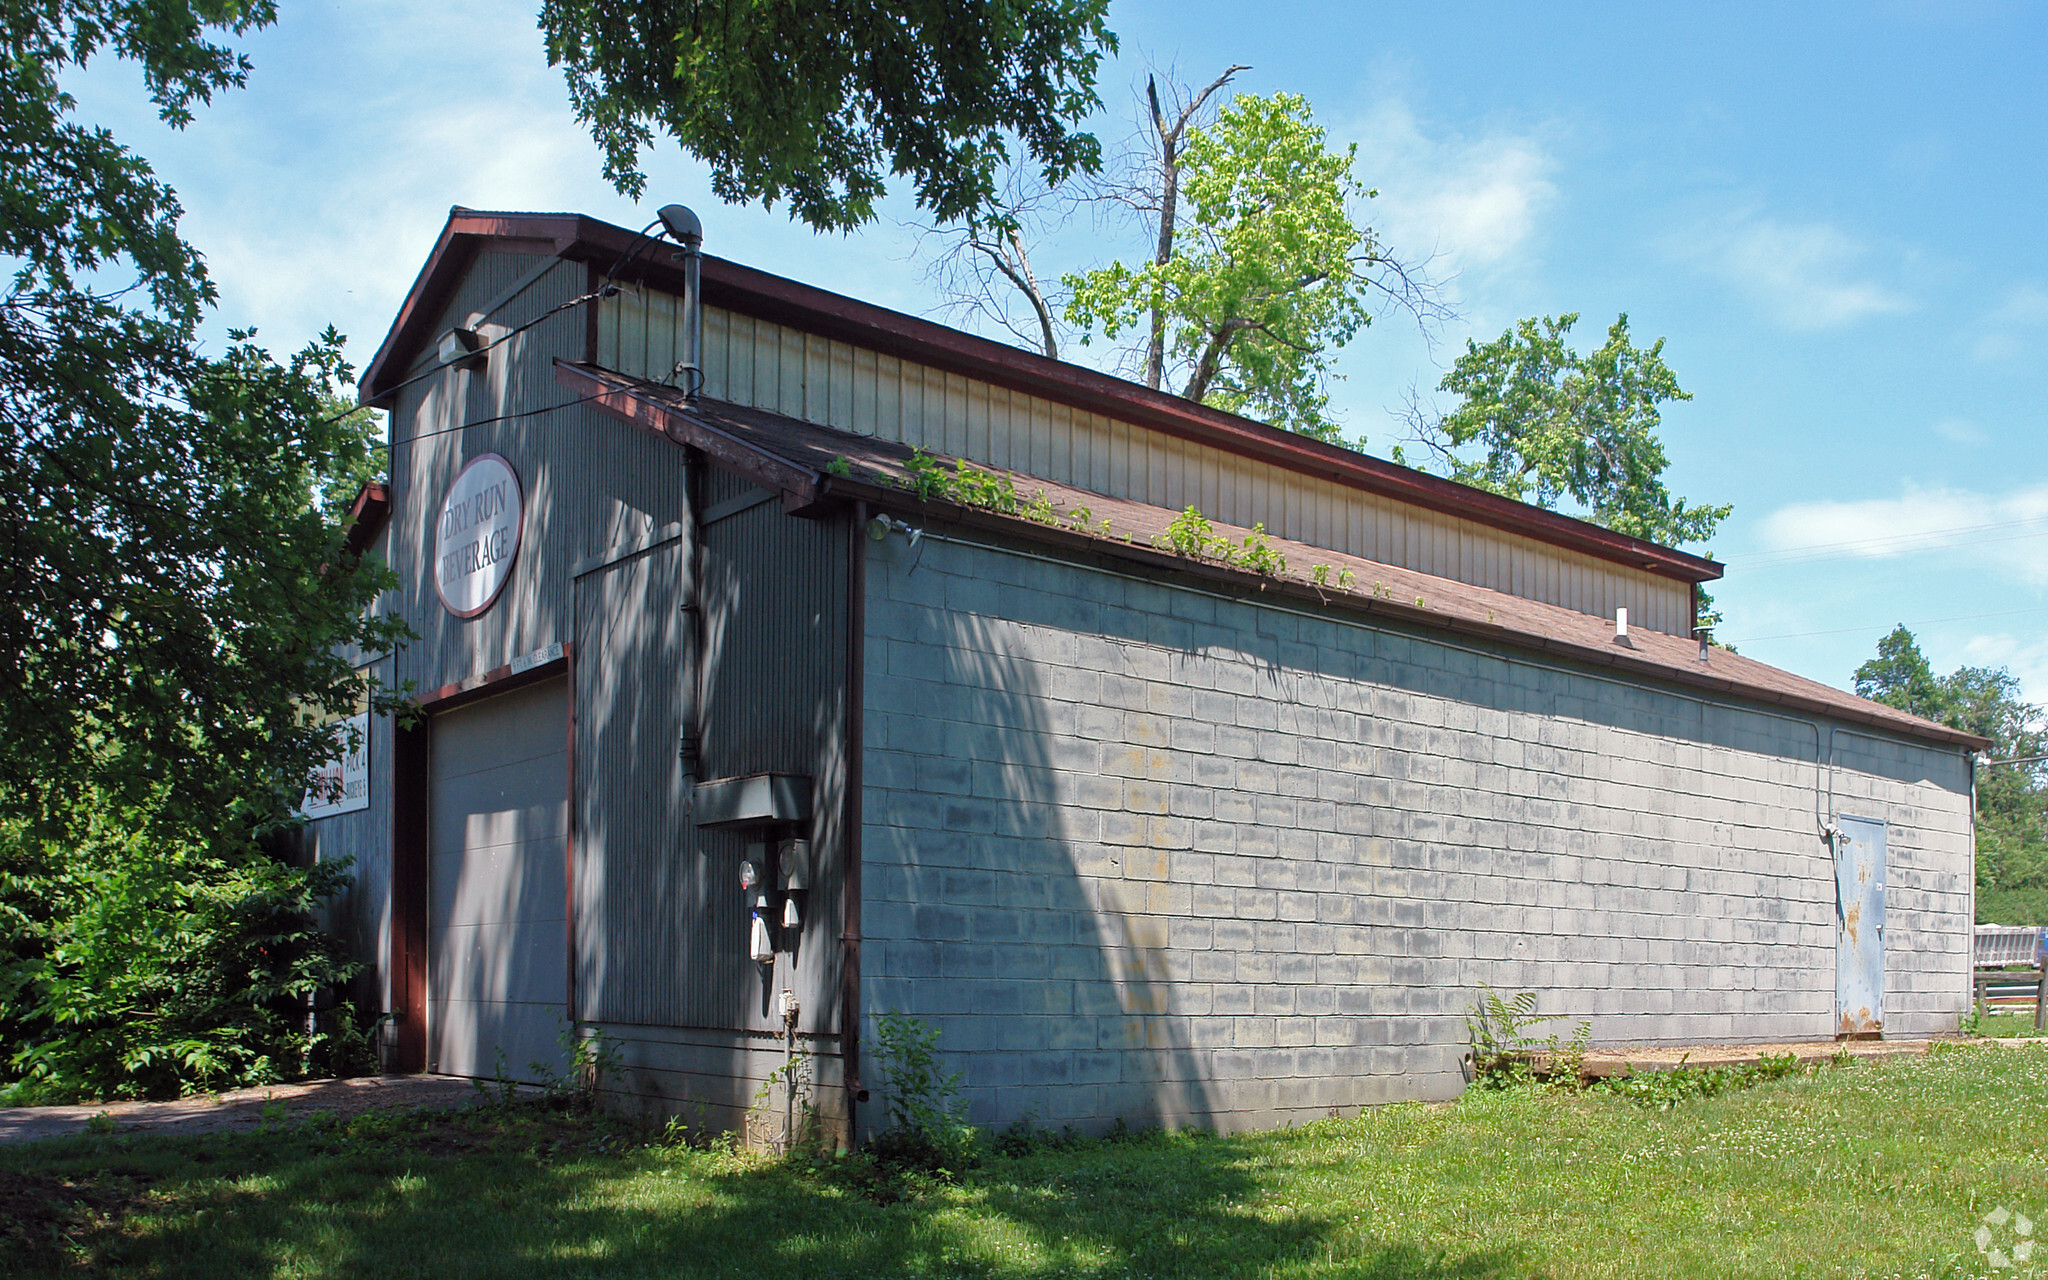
left=559, top=361, right=1991, bottom=754
left=364, top=207, right=1724, bottom=589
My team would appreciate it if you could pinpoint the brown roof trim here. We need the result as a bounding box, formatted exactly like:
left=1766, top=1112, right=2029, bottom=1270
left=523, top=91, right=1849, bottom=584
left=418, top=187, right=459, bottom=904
left=342, top=482, right=390, bottom=559
left=360, top=210, right=587, bottom=404
left=830, top=483, right=1984, bottom=751
left=878, top=498, right=1990, bottom=752
left=555, top=361, right=821, bottom=502
left=369, top=208, right=1720, bottom=584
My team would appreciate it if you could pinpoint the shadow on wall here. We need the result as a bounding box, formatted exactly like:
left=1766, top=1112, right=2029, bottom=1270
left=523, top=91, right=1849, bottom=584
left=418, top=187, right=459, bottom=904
left=866, top=524, right=1973, bottom=1097
left=570, top=489, right=851, bottom=1133
left=864, top=544, right=1216, bottom=1136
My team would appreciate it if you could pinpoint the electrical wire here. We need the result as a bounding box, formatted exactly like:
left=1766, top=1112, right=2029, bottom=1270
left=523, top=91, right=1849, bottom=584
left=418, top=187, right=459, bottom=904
left=1723, top=603, right=2048, bottom=645
left=379, top=363, right=707, bottom=449
left=1725, top=511, right=2048, bottom=567
left=602, top=218, right=667, bottom=290
left=342, top=216, right=676, bottom=433
left=381, top=387, right=623, bottom=449
left=350, top=283, right=620, bottom=424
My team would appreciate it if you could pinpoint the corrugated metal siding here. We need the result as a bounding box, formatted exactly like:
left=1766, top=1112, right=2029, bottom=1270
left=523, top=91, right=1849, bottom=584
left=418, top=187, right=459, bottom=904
left=704, top=466, right=756, bottom=509
left=695, top=495, right=848, bottom=1033
left=598, top=287, right=1693, bottom=635
left=700, top=500, right=846, bottom=778
left=341, top=247, right=853, bottom=1074
left=389, top=255, right=687, bottom=699
left=572, top=469, right=847, bottom=1037
left=574, top=538, right=691, bottom=1027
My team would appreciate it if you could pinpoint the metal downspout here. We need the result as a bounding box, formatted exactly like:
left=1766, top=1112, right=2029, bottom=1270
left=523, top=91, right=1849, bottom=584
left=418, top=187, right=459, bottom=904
left=680, top=451, right=704, bottom=777
left=1969, top=749, right=1979, bottom=939
left=841, top=500, right=867, bottom=1148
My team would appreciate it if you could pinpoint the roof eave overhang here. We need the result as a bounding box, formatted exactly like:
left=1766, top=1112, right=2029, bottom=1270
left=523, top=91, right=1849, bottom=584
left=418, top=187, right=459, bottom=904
left=839, top=488, right=1989, bottom=753
left=342, top=481, right=390, bottom=559
left=359, top=209, right=595, bottom=409
left=377, top=209, right=1720, bottom=585
left=565, top=366, right=1986, bottom=755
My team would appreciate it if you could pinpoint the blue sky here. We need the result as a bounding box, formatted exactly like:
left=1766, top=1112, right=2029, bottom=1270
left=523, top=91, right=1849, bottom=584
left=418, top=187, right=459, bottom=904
left=70, top=1, right=2048, bottom=706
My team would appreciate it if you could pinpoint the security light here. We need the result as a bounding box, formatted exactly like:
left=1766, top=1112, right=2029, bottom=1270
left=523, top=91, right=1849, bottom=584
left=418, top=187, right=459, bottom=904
left=658, top=203, right=703, bottom=247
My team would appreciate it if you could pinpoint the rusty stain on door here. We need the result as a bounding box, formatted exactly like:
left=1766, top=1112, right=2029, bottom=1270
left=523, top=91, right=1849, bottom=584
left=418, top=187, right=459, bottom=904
left=1834, top=815, right=1887, bottom=1037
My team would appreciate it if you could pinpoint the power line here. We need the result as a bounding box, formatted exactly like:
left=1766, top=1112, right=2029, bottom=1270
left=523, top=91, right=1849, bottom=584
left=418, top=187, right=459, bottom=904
left=341, top=216, right=673, bottom=433
left=1725, top=604, right=2048, bottom=645
left=387, top=387, right=622, bottom=448
left=1724, top=511, right=2048, bottom=567
left=354, top=282, right=619, bottom=422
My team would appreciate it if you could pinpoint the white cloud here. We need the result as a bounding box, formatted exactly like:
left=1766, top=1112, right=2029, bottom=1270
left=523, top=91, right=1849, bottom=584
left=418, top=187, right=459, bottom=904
left=1972, top=283, right=2048, bottom=363
left=1959, top=633, right=2048, bottom=706
left=162, top=4, right=603, bottom=355
left=1933, top=417, right=1989, bottom=445
left=1699, top=215, right=1911, bottom=331
left=1345, top=98, right=1558, bottom=275
left=1754, top=483, right=2048, bottom=584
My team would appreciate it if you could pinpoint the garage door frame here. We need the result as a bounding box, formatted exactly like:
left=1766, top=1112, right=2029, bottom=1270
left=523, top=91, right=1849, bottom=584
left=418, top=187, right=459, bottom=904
left=389, top=647, right=577, bottom=1073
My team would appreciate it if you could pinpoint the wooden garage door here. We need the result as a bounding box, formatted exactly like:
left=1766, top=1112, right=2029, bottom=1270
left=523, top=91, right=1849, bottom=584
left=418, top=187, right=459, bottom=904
left=427, top=676, right=570, bottom=1080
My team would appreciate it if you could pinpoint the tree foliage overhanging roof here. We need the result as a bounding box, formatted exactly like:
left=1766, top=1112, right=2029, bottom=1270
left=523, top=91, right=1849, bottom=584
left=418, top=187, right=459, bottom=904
left=0, top=0, right=402, bottom=835
left=540, top=0, right=1118, bottom=231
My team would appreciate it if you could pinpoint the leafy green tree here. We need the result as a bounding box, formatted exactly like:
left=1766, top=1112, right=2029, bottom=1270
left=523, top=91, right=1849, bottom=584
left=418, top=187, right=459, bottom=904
left=1, top=788, right=366, bottom=1102
left=1409, top=313, right=1729, bottom=550
left=1851, top=624, right=1949, bottom=723
left=1086, top=65, right=1249, bottom=390
left=540, top=0, right=1116, bottom=232
left=1, top=2, right=403, bottom=1098
left=3, top=1, right=400, bottom=820
left=1854, top=626, right=2048, bottom=924
left=914, top=65, right=1245, bottom=364
left=1066, top=90, right=1437, bottom=442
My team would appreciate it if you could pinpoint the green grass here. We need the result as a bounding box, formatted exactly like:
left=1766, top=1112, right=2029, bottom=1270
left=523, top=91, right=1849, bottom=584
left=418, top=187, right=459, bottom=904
left=6, top=1045, right=2048, bottom=1279
left=1971, top=1009, right=2048, bottom=1039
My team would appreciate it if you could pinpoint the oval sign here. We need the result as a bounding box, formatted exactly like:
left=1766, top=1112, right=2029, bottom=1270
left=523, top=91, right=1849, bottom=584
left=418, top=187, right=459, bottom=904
left=434, top=453, right=523, bottom=618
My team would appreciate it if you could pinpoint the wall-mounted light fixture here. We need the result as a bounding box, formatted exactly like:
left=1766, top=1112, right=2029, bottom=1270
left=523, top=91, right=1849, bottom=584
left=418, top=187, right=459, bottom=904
left=866, top=514, right=923, bottom=547
left=437, top=326, right=487, bottom=371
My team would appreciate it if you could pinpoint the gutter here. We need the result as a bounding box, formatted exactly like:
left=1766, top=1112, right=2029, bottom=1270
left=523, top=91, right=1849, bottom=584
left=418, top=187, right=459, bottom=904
left=825, top=481, right=1992, bottom=755
left=554, top=361, right=821, bottom=504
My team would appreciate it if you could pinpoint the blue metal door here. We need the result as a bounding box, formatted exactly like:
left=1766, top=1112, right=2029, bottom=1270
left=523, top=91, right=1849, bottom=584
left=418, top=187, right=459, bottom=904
left=1834, top=815, right=1887, bottom=1036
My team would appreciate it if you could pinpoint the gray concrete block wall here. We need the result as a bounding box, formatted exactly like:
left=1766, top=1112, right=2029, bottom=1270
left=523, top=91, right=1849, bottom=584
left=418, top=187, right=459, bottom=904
left=859, top=533, right=1974, bottom=1135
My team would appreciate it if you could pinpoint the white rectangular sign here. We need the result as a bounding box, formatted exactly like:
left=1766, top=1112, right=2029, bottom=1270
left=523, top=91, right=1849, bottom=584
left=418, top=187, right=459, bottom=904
left=302, top=709, right=371, bottom=819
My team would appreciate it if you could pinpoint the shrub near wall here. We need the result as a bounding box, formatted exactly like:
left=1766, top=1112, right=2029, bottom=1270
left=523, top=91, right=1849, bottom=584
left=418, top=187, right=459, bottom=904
left=0, top=788, right=363, bottom=1103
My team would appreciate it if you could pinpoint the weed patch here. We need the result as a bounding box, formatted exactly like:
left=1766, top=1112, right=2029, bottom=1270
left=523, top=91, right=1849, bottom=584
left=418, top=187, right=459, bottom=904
left=1465, top=985, right=1589, bottom=1088
left=1595, top=1051, right=1813, bottom=1110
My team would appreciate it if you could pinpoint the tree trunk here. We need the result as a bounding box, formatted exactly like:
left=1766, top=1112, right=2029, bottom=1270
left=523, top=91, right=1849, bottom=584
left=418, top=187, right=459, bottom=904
left=1145, top=77, right=1174, bottom=391
left=1182, top=322, right=1243, bottom=404
left=1144, top=66, right=1247, bottom=393
left=1009, top=226, right=1060, bottom=361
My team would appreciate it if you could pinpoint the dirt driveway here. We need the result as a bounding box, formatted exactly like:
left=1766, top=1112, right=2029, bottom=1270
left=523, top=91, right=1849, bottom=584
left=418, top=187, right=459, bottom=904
left=0, top=1075, right=522, bottom=1146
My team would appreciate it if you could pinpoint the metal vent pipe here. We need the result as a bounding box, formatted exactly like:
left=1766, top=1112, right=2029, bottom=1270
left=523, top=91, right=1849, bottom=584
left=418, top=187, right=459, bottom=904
left=658, top=204, right=704, bottom=402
